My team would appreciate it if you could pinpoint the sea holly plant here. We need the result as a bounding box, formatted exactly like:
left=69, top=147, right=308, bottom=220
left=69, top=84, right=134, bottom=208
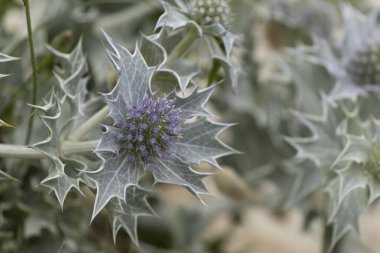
left=284, top=93, right=380, bottom=247
left=29, top=39, right=98, bottom=207
left=292, top=4, right=380, bottom=101
left=155, top=0, right=240, bottom=90
left=0, top=20, right=234, bottom=250
left=86, top=33, right=234, bottom=243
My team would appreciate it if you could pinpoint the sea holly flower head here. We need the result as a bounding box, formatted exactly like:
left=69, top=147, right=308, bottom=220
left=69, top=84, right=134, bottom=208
left=290, top=5, right=380, bottom=101
left=86, top=33, right=234, bottom=243
left=114, top=96, right=183, bottom=163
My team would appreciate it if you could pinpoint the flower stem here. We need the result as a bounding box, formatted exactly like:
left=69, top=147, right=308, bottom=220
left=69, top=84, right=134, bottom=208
left=0, top=140, right=99, bottom=159
left=68, top=106, right=109, bottom=141
left=0, top=144, right=43, bottom=159
left=61, top=140, right=99, bottom=156
left=207, top=59, right=221, bottom=85
left=23, top=0, right=38, bottom=145
left=166, top=28, right=199, bottom=67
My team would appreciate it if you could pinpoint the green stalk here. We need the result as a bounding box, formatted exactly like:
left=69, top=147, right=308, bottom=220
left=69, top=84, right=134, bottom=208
left=0, top=144, right=43, bottom=159
left=0, top=140, right=99, bottom=159
left=61, top=140, right=99, bottom=156
left=23, top=0, right=38, bottom=145
left=166, top=29, right=199, bottom=67
left=207, top=60, right=221, bottom=85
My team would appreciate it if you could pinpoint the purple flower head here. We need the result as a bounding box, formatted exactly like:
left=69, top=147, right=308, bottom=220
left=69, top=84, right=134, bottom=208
left=116, top=96, right=183, bottom=163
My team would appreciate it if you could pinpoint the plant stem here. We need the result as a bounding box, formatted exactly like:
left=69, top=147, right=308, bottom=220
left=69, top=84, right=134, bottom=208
left=166, top=29, right=199, bottom=67
left=0, top=144, right=43, bottom=159
left=207, top=60, right=221, bottom=85
left=23, top=0, right=38, bottom=145
left=0, top=140, right=99, bottom=159
left=68, top=106, right=109, bottom=141
left=61, top=140, right=99, bottom=156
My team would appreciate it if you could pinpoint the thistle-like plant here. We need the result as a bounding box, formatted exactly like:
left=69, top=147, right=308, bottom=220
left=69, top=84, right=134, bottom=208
left=284, top=92, right=380, bottom=247
left=85, top=33, right=234, bottom=243
left=30, top=40, right=97, bottom=207
left=156, top=0, right=240, bottom=89
left=293, top=5, right=380, bottom=101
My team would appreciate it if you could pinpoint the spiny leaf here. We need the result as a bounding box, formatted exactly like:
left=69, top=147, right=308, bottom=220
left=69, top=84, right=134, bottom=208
left=175, top=118, right=235, bottom=167
left=140, top=34, right=167, bottom=68
left=151, top=69, right=196, bottom=93
left=94, top=125, right=124, bottom=154
left=31, top=93, right=83, bottom=207
left=156, top=1, right=201, bottom=34
left=285, top=97, right=344, bottom=168
left=40, top=170, right=81, bottom=209
left=337, top=163, right=368, bottom=206
left=287, top=159, right=326, bottom=204
left=31, top=40, right=90, bottom=207
left=341, top=4, right=378, bottom=55
left=334, top=135, right=370, bottom=166
left=102, top=32, right=155, bottom=110
left=31, top=93, right=63, bottom=162
left=172, top=85, right=214, bottom=119
left=148, top=156, right=210, bottom=200
left=206, top=23, right=239, bottom=59
left=87, top=152, right=141, bottom=220
left=204, top=36, right=240, bottom=90
left=107, top=187, right=155, bottom=245
left=327, top=180, right=367, bottom=248
left=275, top=53, right=334, bottom=115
